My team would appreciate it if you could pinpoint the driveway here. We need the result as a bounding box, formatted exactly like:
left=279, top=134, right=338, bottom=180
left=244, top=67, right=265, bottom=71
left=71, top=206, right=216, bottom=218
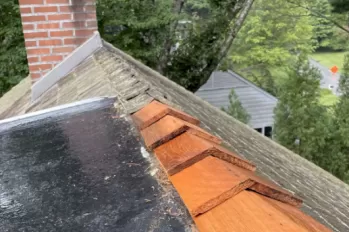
left=309, top=58, right=340, bottom=95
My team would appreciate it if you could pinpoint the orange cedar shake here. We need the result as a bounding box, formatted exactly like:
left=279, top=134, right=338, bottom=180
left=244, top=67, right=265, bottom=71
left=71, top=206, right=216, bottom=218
left=132, top=100, right=200, bottom=130
left=154, top=132, right=255, bottom=175
left=140, top=115, right=220, bottom=150
left=194, top=191, right=311, bottom=232
left=170, top=156, right=254, bottom=216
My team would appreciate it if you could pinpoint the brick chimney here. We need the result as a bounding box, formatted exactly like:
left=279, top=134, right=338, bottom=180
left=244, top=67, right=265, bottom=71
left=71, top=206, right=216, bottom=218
left=19, top=0, right=98, bottom=81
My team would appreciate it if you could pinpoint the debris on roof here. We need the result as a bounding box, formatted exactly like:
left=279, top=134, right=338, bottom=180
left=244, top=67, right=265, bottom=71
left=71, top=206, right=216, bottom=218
left=131, top=100, right=330, bottom=231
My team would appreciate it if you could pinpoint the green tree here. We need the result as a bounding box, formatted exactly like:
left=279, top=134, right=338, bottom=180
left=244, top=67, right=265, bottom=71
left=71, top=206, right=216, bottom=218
left=222, top=89, right=250, bottom=124
left=310, top=0, right=349, bottom=50
left=0, top=1, right=28, bottom=97
left=97, top=0, right=255, bottom=92
left=310, top=0, right=335, bottom=48
left=287, top=0, right=349, bottom=34
left=228, top=0, right=314, bottom=95
left=330, top=0, right=349, bottom=13
left=332, top=54, right=349, bottom=181
left=273, top=57, right=328, bottom=161
left=97, top=0, right=174, bottom=69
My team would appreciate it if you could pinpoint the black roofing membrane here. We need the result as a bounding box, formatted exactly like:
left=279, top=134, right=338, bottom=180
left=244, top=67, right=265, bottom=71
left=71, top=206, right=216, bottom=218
left=0, top=101, right=191, bottom=232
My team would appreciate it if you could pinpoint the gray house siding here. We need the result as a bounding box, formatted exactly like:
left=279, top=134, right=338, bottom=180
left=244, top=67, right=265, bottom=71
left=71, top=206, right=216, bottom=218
left=195, top=71, right=277, bottom=131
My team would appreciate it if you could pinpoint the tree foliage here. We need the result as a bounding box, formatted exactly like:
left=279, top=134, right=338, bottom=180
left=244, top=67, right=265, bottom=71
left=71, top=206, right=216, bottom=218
left=97, top=0, right=174, bottom=68
left=273, top=57, right=328, bottom=161
left=222, top=89, right=250, bottom=124
left=311, top=0, right=349, bottom=50
left=227, top=0, right=314, bottom=95
left=330, top=0, right=349, bottom=13
left=0, top=1, right=28, bottom=97
left=272, top=54, right=349, bottom=183
left=331, top=54, right=349, bottom=181
left=97, top=0, right=255, bottom=92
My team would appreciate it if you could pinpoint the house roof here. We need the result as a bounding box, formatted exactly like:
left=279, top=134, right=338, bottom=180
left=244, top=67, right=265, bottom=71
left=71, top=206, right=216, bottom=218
left=0, top=99, right=193, bottom=231
left=0, top=39, right=349, bottom=231
left=196, top=70, right=277, bottom=128
left=130, top=100, right=329, bottom=232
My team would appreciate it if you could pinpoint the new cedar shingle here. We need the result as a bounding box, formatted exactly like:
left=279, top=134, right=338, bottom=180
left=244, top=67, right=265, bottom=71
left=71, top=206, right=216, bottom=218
left=265, top=197, right=331, bottom=232
left=154, top=132, right=255, bottom=176
left=218, top=160, right=302, bottom=207
left=170, top=156, right=255, bottom=216
left=132, top=100, right=200, bottom=130
left=141, top=115, right=221, bottom=150
left=114, top=74, right=332, bottom=231
left=194, top=191, right=317, bottom=232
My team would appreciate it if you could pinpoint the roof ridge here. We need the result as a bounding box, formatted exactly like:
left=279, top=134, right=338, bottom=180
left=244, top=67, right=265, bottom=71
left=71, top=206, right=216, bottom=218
left=94, top=49, right=179, bottom=114
left=102, top=41, right=339, bottom=189
left=129, top=100, right=328, bottom=231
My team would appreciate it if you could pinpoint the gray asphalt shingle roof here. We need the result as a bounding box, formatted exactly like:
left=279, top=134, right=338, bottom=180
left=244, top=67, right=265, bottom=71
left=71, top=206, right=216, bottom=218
left=196, top=70, right=277, bottom=129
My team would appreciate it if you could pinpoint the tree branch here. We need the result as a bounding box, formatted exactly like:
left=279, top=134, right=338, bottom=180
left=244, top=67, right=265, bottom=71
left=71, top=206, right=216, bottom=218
left=216, top=0, right=255, bottom=67
left=287, top=0, right=349, bottom=34
left=186, top=0, right=254, bottom=92
left=157, top=0, right=185, bottom=73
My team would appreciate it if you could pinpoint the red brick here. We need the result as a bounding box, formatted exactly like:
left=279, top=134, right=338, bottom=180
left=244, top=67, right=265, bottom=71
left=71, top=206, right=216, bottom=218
left=60, top=5, right=84, bottom=12
left=20, top=7, right=32, bottom=14
left=34, top=6, right=58, bottom=13
left=75, top=29, right=95, bottom=37
left=23, top=24, right=35, bottom=30
left=52, top=46, right=76, bottom=53
left=59, top=6, right=73, bottom=13
left=39, top=39, right=62, bottom=46
left=29, top=64, right=52, bottom=72
left=84, top=5, right=96, bottom=12
left=64, top=37, right=87, bottom=45
left=86, top=20, right=97, bottom=27
left=30, top=72, right=41, bottom=80
left=24, top=31, right=48, bottom=39
left=62, top=21, right=86, bottom=28
left=69, top=0, right=95, bottom=4
left=41, top=55, right=63, bottom=62
left=21, top=15, right=46, bottom=22
left=19, top=0, right=43, bottom=5
left=37, top=23, right=60, bottom=30
left=46, top=0, right=69, bottom=3
left=27, top=48, right=50, bottom=56
left=47, top=14, right=72, bottom=21
left=50, top=30, right=74, bottom=37
left=25, top=40, right=37, bottom=47
left=28, top=57, right=39, bottom=63
left=73, top=13, right=96, bottom=20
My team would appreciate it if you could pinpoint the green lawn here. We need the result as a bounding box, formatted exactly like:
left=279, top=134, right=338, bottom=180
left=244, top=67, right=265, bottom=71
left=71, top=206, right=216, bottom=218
left=311, top=51, right=347, bottom=70
left=319, top=89, right=338, bottom=106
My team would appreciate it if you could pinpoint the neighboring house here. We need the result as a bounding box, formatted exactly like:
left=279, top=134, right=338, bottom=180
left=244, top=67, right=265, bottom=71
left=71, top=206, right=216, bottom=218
left=0, top=0, right=347, bottom=231
left=196, top=70, right=277, bottom=137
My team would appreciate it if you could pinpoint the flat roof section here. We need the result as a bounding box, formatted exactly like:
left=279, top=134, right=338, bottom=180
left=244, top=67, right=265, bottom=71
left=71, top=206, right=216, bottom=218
left=0, top=101, right=192, bottom=232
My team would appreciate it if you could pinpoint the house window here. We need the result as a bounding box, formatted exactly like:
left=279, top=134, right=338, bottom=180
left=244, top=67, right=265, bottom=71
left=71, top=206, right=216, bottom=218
left=255, top=128, right=262, bottom=133
left=265, top=126, right=272, bottom=138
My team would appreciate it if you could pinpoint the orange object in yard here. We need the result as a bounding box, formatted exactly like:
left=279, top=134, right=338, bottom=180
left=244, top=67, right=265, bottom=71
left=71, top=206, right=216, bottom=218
left=331, top=65, right=338, bottom=74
